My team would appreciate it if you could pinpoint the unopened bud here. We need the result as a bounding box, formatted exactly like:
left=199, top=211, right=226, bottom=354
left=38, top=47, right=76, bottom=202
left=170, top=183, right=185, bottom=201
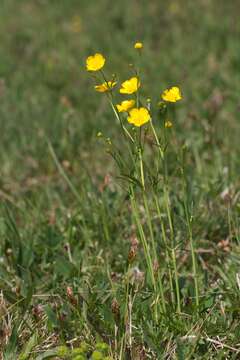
left=128, top=247, right=136, bottom=263
left=66, top=286, right=77, bottom=306
left=165, top=120, right=173, bottom=128
left=111, top=298, right=120, bottom=322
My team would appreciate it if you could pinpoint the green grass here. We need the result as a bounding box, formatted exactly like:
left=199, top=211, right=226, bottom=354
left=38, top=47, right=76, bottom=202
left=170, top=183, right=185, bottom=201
left=0, top=0, right=240, bottom=359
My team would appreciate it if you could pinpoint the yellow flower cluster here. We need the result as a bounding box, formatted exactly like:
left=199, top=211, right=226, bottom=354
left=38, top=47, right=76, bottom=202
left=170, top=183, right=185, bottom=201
left=85, top=44, right=182, bottom=129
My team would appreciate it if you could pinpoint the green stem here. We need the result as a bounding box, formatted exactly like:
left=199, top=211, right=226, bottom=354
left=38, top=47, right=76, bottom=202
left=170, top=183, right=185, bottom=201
left=164, top=188, right=181, bottom=313
left=150, top=120, right=181, bottom=313
left=150, top=119, right=164, bottom=159
left=183, top=186, right=199, bottom=309
left=188, top=216, right=199, bottom=309
left=110, top=101, right=134, bottom=143
left=154, top=195, right=174, bottom=305
left=181, top=145, right=199, bottom=309
left=143, top=192, right=167, bottom=314
left=137, top=127, right=166, bottom=315
left=130, top=187, right=156, bottom=291
left=130, top=193, right=159, bottom=321
left=138, top=148, right=145, bottom=191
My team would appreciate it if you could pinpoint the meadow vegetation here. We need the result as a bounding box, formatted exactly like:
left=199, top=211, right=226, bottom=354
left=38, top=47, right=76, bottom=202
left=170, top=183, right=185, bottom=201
left=0, top=1, right=240, bottom=359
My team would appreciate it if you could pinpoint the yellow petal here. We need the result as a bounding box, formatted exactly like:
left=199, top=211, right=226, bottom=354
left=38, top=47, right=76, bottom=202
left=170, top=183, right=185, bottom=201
left=116, top=100, right=135, bottom=112
left=127, top=107, right=150, bottom=127
left=165, top=120, right=173, bottom=128
left=86, top=53, right=105, bottom=71
left=120, top=77, right=140, bottom=94
left=134, top=42, right=143, bottom=49
left=95, top=81, right=116, bottom=93
left=161, top=86, right=182, bottom=102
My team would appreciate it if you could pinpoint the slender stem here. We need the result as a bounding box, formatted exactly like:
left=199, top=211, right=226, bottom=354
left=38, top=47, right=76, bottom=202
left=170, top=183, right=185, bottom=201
left=108, top=98, right=138, bottom=177
left=143, top=192, right=167, bottom=314
left=138, top=148, right=145, bottom=191
left=154, top=194, right=174, bottom=305
left=188, top=214, right=199, bottom=308
left=164, top=188, right=181, bottom=313
left=182, top=176, right=199, bottom=309
left=143, top=193, right=155, bottom=257
left=137, top=126, right=166, bottom=315
left=150, top=119, right=164, bottom=159
left=99, top=68, right=134, bottom=143
left=150, top=120, right=181, bottom=312
left=130, top=189, right=162, bottom=321
left=130, top=187, right=156, bottom=291
left=110, top=101, right=134, bottom=143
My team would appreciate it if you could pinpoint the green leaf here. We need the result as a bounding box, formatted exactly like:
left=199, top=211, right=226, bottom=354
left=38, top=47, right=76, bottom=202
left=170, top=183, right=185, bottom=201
left=19, top=332, right=38, bottom=360
left=35, top=349, right=59, bottom=360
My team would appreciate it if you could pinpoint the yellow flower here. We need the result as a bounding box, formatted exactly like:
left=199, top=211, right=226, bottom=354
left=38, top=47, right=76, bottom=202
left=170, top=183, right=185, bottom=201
left=94, top=81, right=117, bottom=93
left=165, top=120, right=173, bottom=128
left=134, top=42, right=143, bottom=49
left=86, top=53, right=105, bottom=71
left=120, top=77, right=140, bottom=94
left=116, top=100, right=135, bottom=113
left=162, top=86, right=182, bottom=102
left=127, top=107, right=150, bottom=127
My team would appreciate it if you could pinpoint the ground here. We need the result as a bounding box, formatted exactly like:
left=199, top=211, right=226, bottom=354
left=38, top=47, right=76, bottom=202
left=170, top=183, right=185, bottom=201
left=0, top=0, right=240, bottom=359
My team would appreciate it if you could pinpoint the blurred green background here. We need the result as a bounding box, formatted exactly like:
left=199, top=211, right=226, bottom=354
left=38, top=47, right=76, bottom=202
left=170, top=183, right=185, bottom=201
left=1, top=0, right=240, bottom=189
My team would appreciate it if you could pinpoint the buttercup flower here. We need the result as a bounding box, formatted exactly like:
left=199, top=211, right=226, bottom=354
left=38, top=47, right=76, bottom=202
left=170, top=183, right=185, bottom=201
left=165, top=120, right=173, bottom=128
left=86, top=53, right=105, bottom=71
left=120, top=77, right=140, bottom=94
left=116, top=100, right=135, bottom=113
left=162, top=86, right=182, bottom=102
left=134, top=42, right=143, bottom=49
left=127, top=107, right=150, bottom=127
left=94, top=81, right=117, bottom=92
